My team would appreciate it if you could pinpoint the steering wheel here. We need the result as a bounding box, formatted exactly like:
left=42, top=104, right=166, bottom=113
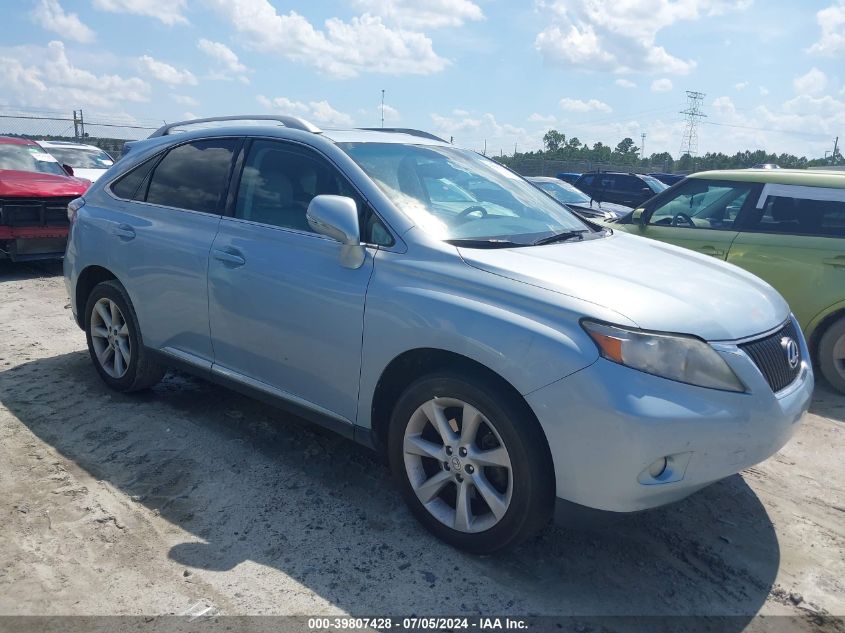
left=453, top=205, right=488, bottom=225
left=671, top=212, right=695, bottom=227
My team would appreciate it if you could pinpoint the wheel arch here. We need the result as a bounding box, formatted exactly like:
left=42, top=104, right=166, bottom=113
left=807, top=302, right=845, bottom=362
left=368, top=348, right=552, bottom=464
left=74, top=265, right=119, bottom=328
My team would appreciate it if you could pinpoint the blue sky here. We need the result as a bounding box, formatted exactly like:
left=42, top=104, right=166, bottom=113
left=1, top=0, right=844, bottom=158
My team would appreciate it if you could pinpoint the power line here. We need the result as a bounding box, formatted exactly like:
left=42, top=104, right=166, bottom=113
left=679, top=90, right=706, bottom=157
left=701, top=120, right=830, bottom=140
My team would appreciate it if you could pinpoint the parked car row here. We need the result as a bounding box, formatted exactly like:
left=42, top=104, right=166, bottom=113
left=63, top=115, right=822, bottom=554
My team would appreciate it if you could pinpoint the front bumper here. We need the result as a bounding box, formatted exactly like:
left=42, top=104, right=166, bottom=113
left=526, top=322, right=813, bottom=514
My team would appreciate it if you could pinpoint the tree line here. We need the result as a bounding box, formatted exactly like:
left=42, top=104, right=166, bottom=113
left=496, top=129, right=843, bottom=173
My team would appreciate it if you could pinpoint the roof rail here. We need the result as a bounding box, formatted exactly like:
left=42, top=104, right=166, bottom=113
left=149, top=115, right=322, bottom=138
left=358, top=127, right=449, bottom=143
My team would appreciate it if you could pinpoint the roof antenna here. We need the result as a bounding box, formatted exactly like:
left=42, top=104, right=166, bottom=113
left=381, top=89, right=385, bottom=128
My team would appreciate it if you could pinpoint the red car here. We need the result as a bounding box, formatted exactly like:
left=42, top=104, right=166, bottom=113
left=0, top=136, right=90, bottom=261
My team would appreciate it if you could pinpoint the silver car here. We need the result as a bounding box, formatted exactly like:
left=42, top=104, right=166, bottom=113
left=64, top=116, right=813, bottom=553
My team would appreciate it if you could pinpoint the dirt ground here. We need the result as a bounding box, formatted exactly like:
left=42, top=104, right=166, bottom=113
left=1, top=260, right=843, bottom=631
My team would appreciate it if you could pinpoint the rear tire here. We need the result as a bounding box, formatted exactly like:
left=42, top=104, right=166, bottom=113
left=388, top=371, right=554, bottom=554
left=819, top=316, right=845, bottom=394
left=84, top=280, right=165, bottom=392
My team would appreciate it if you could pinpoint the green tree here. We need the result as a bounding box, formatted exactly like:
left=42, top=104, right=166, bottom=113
left=542, top=130, right=566, bottom=153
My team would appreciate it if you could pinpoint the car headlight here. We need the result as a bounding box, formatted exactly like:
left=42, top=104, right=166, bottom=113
left=582, top=320, right=746, bottom=392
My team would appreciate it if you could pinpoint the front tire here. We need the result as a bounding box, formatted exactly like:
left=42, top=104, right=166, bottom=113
left=819, top=316, right=845, bottom=394
left=84, top=280, right=165, bottom=392
left=388, top=371, right=554, bottom=553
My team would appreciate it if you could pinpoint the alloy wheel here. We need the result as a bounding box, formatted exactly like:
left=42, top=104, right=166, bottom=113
left=90, top=298, right=131, bottom=379
left=403, top=397, right=513, bottom=533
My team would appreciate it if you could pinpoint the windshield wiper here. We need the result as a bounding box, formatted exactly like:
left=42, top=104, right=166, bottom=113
left=445, top=238, right=526, bottom=249
left=532, top=230, right=589, bottom=246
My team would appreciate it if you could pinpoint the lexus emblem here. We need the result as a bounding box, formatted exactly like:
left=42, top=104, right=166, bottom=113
left=781, top=337, right=800, bottom=370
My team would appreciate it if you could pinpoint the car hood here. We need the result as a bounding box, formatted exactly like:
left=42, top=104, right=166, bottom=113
left=0, top=170, right=90, bottom=197
left=457, top=232, right=789, bottom=341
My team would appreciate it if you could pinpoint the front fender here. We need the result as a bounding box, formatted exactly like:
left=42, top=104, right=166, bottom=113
left=356, top=247, right=632, bottom=428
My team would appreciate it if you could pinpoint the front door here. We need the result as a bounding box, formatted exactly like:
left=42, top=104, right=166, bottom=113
left=208, top=139, right=375, bottom=423
left=636, top=178, right=758, bottom=260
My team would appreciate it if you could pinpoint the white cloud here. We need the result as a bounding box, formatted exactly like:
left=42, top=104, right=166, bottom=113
left=0, top=41, right=149, bottom=110
left=378, top=103, right=401, bottom=123
left=793, top=67, right=828, bottom=96
left=206, top=0, right=448, bottom=78
left=651, top=78, right=673, bottom=92
left=712, top=95, right=736, bottom=116
left=197, top=39, right=248, bottom=75
left=735, top=81, right=748, bottom=91
left=807, top=0, right=845, bottom=57
left=351, top=0, right=483, bottom=29
left=172, top=94, right=199, bottom=107
left=528, top=112, right=557, bottom=124
left=138, top=55, right=198, bottom=86
left=92, top=0, right=188, bottom=25
left=535, top=0, right=751, bottom=75
left=559, top=98, right=612, bottom=113
left=31, top=0, right=95, bottom=43
left=615, top=78, right=637, bottom=88
left=257, top=95, right=354, bottom=126
left=760, top=86, right=770, bottom=96
left=430, top=112, right=531, bottom=153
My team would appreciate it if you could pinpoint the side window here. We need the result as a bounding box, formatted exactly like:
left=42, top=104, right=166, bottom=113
left=578, top=175, right=595, bottom=187
left=110, top=157, right=158, bottom=201
left=649, top=179, right=753, bottom=230
left=145, top=138, right=238, bottom=214
left=744, top=194, right=845, bottom=237
left=235, top=140, right=393, bottom=245
left=617, top=175, right=641, bottom=193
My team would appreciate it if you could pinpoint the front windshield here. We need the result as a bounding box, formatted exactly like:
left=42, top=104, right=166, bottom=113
left=534, top=180, right=591, bottom=204
left=340, top=143, right=589, bottom=243
left=45, top=146, right=114, bottom=169
left=642, top=175, right=668, bottom=193
left=0, top=143, right=66, bottom=176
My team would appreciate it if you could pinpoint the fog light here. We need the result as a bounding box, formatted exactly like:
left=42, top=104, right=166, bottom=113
left=648, top=457, right=668, bottom=479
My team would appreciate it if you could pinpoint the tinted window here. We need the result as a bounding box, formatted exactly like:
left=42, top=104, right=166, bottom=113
left=615, top=175, right=642, bottom=193
left=235, top=140, right=392, bottom=245
left=744, top=194, right=845, bottom=238
left=649, top=179, right=753, bottom=230
left=111, top=157, right=158, bottom=201
left=146, top=139, right=238, bottom=213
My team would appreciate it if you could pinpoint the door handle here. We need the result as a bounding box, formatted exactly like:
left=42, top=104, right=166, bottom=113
left=212, top=248, right=246, bottom=267
left=699, top=245, right=725, bottom=257
left=823, top=256, right=845, bottom=268
left=112, top=224, right=135, bottom=240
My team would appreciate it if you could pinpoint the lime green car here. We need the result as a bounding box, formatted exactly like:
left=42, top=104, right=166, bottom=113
left=609, top=169, right=845, bottom=392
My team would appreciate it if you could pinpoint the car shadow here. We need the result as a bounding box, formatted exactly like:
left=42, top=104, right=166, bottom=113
left=0, top=351, right=783, bottom=629
left=810, top=381, right=845, bottom=425
left=0, top=259, right=64, bottom=281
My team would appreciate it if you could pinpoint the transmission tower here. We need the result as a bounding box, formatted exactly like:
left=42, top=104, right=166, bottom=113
left=679, top=91, right=706, bottom=157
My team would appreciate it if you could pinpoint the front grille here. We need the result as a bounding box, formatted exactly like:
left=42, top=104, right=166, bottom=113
left=0, top=197, right=73, bottom=228
left=739, top=320, right=802, bottom=392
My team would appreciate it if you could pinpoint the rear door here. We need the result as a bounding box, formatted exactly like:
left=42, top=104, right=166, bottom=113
left=104, top=137, right=241, bottom=365
left=636, top=178, right=757, bottom=259
left=728, top=185, right=845, bottom=331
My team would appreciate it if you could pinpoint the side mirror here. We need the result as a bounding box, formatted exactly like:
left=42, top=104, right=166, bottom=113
left=62, top=164, right=75, bottom=177
left=306, top=195, right=365, bottom=269
left=631, top=208, right=646, bottom=226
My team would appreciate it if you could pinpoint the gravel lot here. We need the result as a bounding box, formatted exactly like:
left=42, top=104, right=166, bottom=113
left=1, top=260, right=843, bottom=631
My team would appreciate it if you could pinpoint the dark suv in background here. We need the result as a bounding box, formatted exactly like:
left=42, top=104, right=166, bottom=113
left=574, top=171, right=668, bottom=207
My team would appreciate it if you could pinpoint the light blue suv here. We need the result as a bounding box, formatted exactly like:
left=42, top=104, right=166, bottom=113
left=64, top=115, right=813, bottom=553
